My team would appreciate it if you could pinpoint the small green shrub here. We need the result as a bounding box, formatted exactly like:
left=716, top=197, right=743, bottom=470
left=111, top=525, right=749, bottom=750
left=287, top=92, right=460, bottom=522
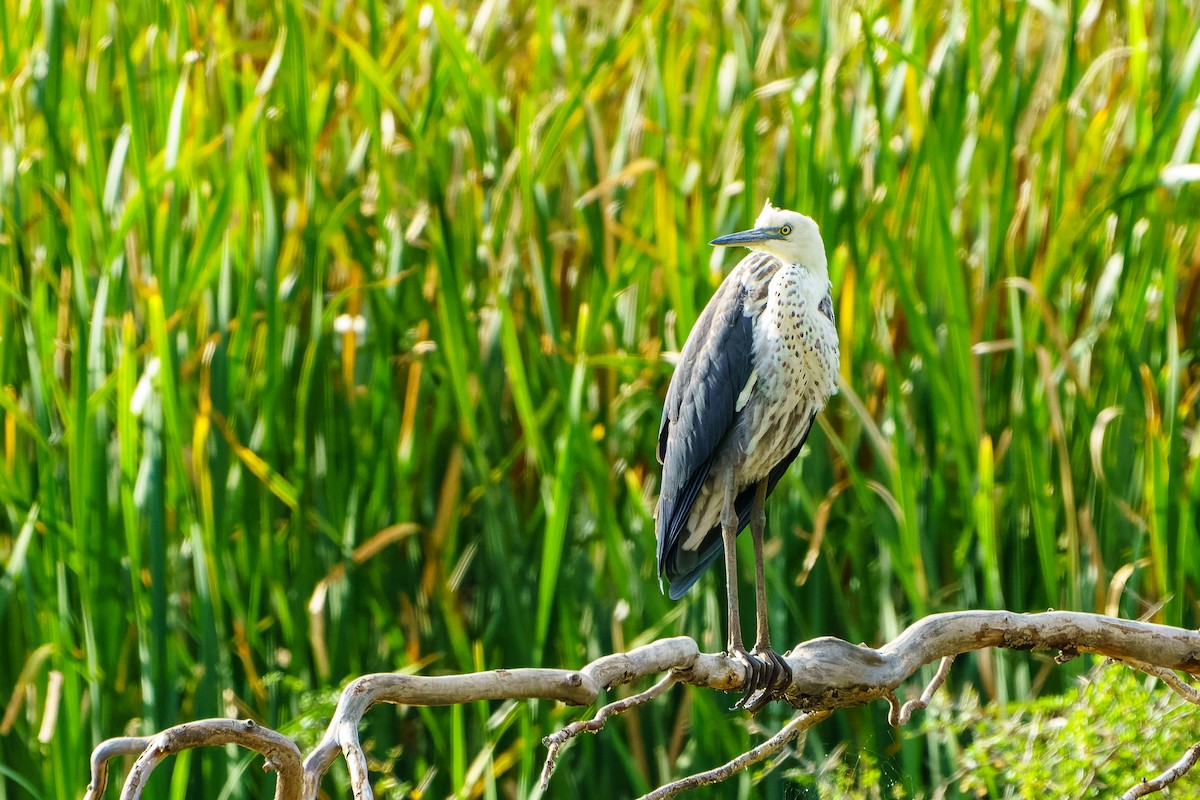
left=951, top=664, right=1200, bottom=798
left=793, top=664, right=1200, bottom=798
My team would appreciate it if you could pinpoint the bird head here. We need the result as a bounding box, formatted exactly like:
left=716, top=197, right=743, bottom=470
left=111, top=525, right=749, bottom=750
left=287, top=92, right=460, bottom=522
left=710, top=200, right=827, bottom=272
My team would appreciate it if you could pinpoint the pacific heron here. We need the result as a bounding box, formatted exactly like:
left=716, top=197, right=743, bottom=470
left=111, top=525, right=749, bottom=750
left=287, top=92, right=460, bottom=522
left=655, top=200, right=839, bottom=709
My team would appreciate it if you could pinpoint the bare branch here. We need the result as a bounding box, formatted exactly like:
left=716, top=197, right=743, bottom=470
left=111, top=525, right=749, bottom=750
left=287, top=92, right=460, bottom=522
left=84, top=737, right=150, bottom=800
left=88, top=719, right=302, bottom=800
left=764, top=610, right=1200, bottom=714
left=85, top=610, right=1200, bottom=799
left=637, top=710, right=832, bottom=800
left=300, top=637, right=703, bottom=798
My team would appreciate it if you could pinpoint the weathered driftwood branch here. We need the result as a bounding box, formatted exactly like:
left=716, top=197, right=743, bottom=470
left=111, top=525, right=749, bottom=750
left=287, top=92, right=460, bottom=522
left=85, top=610, right=1200, bottom=799
left=83, top=719, right=302, bottom=800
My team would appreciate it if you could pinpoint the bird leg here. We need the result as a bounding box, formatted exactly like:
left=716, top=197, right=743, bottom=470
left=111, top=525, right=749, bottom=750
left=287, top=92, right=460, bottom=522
left=737, top=479, right=793, bottom=712
left=720, top=468, right=767, bottom=707
left=720, top=468, right=746, bottom=653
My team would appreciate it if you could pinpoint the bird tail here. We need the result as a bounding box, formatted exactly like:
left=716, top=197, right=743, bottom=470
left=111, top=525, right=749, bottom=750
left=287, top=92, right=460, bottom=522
left=664, top=541, right=725, bottom=599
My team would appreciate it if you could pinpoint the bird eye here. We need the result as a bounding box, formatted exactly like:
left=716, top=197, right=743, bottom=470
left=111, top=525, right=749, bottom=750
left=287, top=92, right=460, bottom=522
left=779, top=225, right=792, bottom=235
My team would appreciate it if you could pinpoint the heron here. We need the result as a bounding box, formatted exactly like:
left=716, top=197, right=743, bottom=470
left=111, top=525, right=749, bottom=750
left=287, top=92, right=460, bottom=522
left=655, top=200, right=839, bottom=709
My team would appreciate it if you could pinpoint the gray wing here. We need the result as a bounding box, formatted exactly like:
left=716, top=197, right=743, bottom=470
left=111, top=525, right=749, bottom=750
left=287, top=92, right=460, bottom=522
left=655, top=272, right=756, bottom=586
left=661, top=415, right=814, bottom=599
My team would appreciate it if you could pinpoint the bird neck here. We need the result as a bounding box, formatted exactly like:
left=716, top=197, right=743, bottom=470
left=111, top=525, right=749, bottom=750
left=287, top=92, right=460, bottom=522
left=796, top=258, right=830, bottom=290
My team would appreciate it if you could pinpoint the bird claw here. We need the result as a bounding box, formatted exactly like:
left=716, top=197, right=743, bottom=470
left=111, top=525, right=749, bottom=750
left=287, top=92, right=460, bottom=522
left=729, top=645, right=793, bottom=712
left=727, top=646, right=763, bottom=709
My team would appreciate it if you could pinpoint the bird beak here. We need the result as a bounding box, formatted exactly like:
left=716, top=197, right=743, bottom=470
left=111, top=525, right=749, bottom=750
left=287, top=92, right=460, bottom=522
left=709, top=227, right=783, bottom=247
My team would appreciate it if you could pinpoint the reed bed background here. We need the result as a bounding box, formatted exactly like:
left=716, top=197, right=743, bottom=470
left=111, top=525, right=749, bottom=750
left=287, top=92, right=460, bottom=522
left=2, top=0, right=1199, bottom=797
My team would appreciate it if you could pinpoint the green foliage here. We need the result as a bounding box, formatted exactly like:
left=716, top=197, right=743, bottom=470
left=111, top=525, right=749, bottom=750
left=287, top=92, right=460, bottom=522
left=788, top=747, right=911, bottom=799
left=790, top=665, right=1200, bottom=798
left=953, top=665, right=1200, bottom=798
left=1, top=0, right=1199, bottom=798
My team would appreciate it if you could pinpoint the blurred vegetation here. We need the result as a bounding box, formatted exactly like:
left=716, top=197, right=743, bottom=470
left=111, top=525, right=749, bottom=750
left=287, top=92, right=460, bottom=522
left=1, top=0, right=1198, bottom=797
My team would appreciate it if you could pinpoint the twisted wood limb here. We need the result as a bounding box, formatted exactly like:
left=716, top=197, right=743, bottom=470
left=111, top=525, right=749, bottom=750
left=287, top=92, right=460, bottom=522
left=83, top=610, right=1200, bottom=799
left=83, top=738, right=150, bottom=800
left=85, top=719, right=301, bottom=800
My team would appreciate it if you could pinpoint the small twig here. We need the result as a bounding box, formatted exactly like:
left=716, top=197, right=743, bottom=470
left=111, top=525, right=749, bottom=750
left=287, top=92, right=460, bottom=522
left=887, top=655, right=955, bottom=726
left=1120, top=742, right=1200, bottom=799
left=541, top=673, right=679, bottom=789
left=637, top=709, right=832, bottom=800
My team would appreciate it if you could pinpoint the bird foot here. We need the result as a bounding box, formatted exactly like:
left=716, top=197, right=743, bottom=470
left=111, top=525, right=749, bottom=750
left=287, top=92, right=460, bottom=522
left=729, top=645, right=793, bottom=712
